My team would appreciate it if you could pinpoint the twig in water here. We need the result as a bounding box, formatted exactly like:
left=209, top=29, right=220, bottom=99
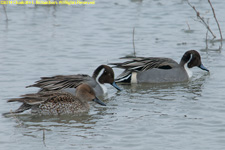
left=186, top=21, right=191, bottom=30
left=133, top=27, right=136, bottom=57
left=2, top=5, right=8, bottom=21
left=206, top=20, right=209, bottom=50
left=208, top=0, right=223, bottom=48
left=206, top=30, right=208, bottom=50
left=43, top=129, right=46, bottom=147
left=187, top=0, right=216, bottom=38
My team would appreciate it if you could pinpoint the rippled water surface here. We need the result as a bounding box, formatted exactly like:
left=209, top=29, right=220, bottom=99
left=1, top=0, right=225, bottom=149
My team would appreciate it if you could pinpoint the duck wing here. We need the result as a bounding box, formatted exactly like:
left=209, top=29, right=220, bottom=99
left=26, top=74, right=91, bottom=91
left=110, top=57, right=178, bottom=82
left=5, top=92, right=75, bottom=115
left=8, top=91, right=74, bottom=105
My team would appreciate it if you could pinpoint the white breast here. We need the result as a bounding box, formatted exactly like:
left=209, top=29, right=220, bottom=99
left=184, top=63, right=193, bottom=78
left=99, top=83, right=107, bottom=94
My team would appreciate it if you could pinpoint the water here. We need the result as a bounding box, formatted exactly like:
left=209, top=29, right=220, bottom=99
left=1, top=0, right=225, bottom=149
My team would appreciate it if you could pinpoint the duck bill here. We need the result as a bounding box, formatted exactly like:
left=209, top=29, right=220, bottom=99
left=199, top=64, right=209, bottom=72
left=92, top=97, right=106, bottom=106
left=111, top=82, right=122, bottom=91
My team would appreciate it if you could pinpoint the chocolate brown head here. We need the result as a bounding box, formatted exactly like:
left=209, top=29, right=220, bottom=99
left=180, top=50, right=209, bottom=71
left=92, top=65, right=122, bottom=91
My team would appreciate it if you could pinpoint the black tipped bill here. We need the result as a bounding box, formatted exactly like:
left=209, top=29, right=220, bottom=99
left=199, top=64, right=209, bottom=72
left=111, top=82, right=122, bottom=91
left=92, top=97, right=106, bottom=106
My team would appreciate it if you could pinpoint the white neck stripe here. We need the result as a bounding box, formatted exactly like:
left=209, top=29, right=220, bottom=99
left=95, top=68, right=108, bottom=94
left=96, top=68, right=105, bottom=84
left=187, top=54, right=193, bottom=67
left=184, top=54, right=193, bottom=78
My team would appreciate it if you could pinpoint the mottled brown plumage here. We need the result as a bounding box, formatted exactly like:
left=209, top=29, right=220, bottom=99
left=4, top=84, right=106, bottom=115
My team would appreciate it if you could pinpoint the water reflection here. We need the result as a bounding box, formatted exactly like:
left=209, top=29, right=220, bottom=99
left=7, top=113, right=92, bottom=127
left=5, top=106, right=108, bottom=135
left=3, top=111, right=106, bottom=148
left=130, top=0, right=143, bottom=3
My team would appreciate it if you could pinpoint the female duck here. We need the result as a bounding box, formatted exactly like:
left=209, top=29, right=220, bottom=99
left=110, top=50, right=209, bottom=83
left=27, top=65, right=121, bottom=97
left=4, top=84, right=106, bottom=115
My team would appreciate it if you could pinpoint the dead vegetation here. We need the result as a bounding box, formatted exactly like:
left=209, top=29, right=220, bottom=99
left=187, top=0, right=223, bottom=50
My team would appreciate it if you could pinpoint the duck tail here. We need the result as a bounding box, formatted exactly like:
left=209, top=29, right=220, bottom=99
left=2, top=103, right=31, bottom=116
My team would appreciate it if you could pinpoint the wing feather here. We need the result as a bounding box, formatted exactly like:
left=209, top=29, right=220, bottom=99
left=26, top=74, right=91, bottom=91
left=110, top=57, right=178, bottom=82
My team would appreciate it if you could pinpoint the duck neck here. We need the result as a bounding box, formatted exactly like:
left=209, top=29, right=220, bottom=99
left=184, top=63, right=193, bottom=78
left=93, top=66, right=107, bottom=94
left=180, top=54, right=193, bottom=78
left=98, top=82, right=107, bottom=95
left=96, top=76, right=107, bottom=94
left=92, top=65, right=104, bottom=80
left=179, top=59, right=186, bottom=67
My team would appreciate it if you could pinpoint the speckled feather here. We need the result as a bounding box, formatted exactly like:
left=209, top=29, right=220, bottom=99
left=7, top=91, right=89, bottom=115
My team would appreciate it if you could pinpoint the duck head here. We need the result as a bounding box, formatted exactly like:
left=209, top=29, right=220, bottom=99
left=76, top=83, right=106, bottom=106
left=180, top=50, right=209, bottom=72
left=92, top=65, right=122, bottom=91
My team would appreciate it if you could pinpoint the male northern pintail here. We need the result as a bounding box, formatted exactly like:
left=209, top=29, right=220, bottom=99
left=4, top=84, right=106, bottom=115
left=27, top=65, right=121, bottom=97
left=110, top=50, right=209, bottom=83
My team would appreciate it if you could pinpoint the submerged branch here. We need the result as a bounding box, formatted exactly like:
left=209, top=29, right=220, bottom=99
left=2, top=5, right=8, bottom=21
left=186, top=21, right=191, bottom=30
left=43, top=129, right=46, bottom=147
left=133, top=27, right=136, bottom=57
left=206, top=19, right=209, bottom=50
left=208, top=0, right=223, bottom=48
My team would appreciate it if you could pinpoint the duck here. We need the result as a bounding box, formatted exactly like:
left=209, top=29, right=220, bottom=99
left=3, top=83, right=106, bottom=115
left=26, top=65, right=121, bottom=97
left=110, top=50, right=209, bottom=83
